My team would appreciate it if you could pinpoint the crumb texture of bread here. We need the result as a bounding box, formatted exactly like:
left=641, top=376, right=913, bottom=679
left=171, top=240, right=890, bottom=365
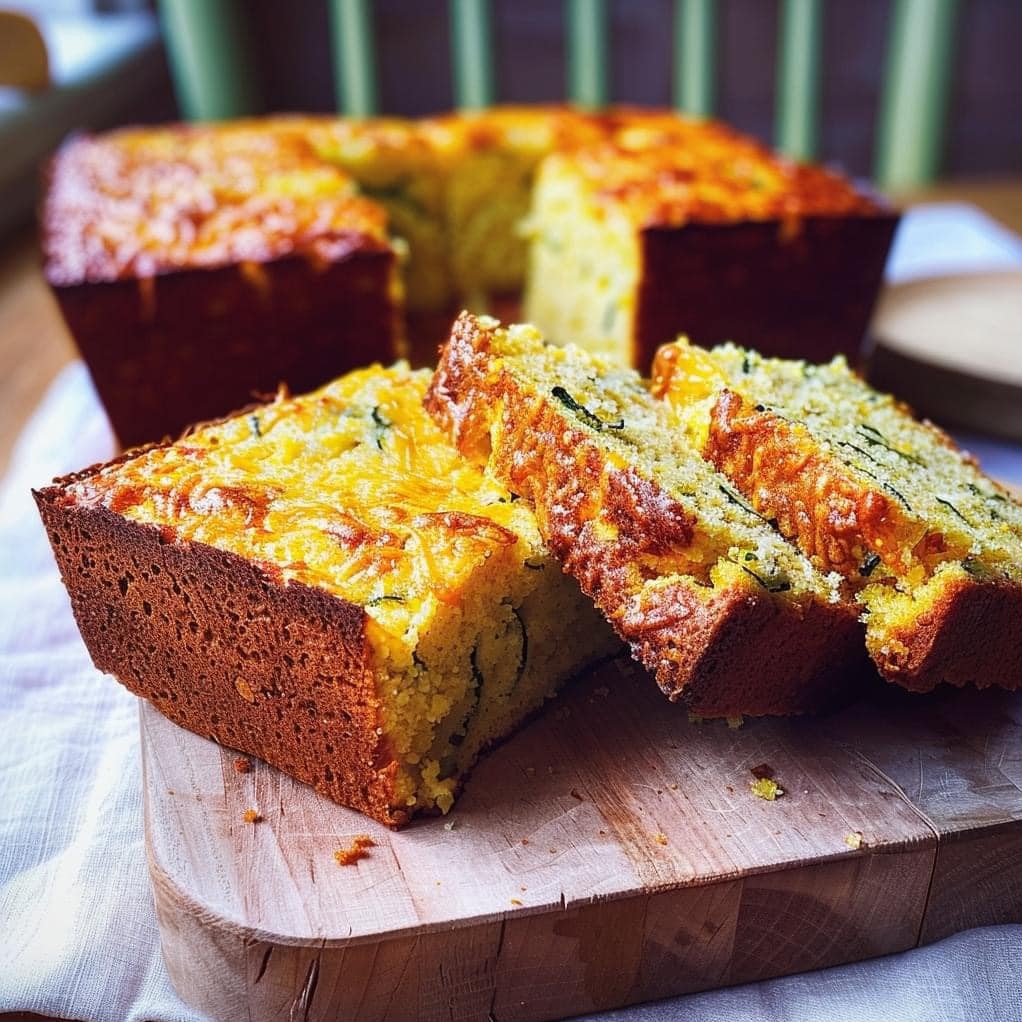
left=653, top=337, right=1022, bottom=691
left=427, top=313, right=865, bottom=717
left=35, top=363, right=619, bottom=825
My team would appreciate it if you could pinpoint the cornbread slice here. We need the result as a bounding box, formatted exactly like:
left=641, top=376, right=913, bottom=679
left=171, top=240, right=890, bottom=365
left=652, top=338, right=1022, bottom=691
left=44, top=119, right=402, bottom=447
left=523, top=112, right=896, bottom=367
left=427, top=314, right=864, bottom=717
left=34, top=364, right=619, bottom=826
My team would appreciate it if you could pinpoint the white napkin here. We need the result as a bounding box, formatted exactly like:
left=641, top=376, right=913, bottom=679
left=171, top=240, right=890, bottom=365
left=0, top=363, right=209, bottom=1021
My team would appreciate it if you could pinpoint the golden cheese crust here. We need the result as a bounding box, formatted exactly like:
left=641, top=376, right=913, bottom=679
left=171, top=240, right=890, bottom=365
left=43, top=119, right=392, bottom=286
left=673, top=380, right=915, bottom=579
left=552, top=110, right=884, bottom=228
left=427, top=313, right=865, bottom=716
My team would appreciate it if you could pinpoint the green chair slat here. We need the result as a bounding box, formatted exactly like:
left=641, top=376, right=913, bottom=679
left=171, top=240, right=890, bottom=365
left=567, top=0, right=608, bottom=108
left=451, top=0, right=495, bottom=110
left=329, top=0, right=378, bottom=117
left=159, top=0, right=260, bottom=121
left=775, top=0, right=822, bottom=160
left=158, top=3, right=960, bottom=187
left=673, top=0, right=716, bottom=118
left=875, top=0, right=959, bottom=189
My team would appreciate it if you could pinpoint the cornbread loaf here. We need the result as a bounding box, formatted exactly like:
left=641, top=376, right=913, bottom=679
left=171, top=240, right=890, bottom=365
left=652, top=338, right=1022, bottom=691
left=43, top=120, right=402, bottom=448
left=427, top=313, right=864, bottom=717
left=34, top=363, right=620, bottom=825
left=523, top=112, right=897, bottom=366
left=44, top=107, right=895, bottom=446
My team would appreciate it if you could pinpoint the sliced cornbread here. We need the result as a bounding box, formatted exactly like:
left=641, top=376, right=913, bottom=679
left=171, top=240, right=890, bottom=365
left=523, top=112, right=896, bottom=367
left=34, top=364, right=619, bottom=825
left=653, top=338, right=1022, bottom=691
left=427, top=313, right=864, bottom=717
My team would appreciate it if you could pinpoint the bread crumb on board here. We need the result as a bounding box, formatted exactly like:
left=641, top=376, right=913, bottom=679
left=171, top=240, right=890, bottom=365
left=748, top=763, right=784, bottom=801
left=242, top=808, right=262, bottom=824
left=750, top=778, right=783, bottom=800
left=844, top=831, right=865, bottom=850
left=334, top=835, right=376, bottom=866
left=654, top=832, right=669, bottom=846
left=233, top=757, right=252, bottom=774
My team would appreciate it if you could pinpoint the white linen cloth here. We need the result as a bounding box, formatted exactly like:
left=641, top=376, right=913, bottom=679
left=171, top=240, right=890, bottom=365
left=2, top=204, right=1022, bottom=1021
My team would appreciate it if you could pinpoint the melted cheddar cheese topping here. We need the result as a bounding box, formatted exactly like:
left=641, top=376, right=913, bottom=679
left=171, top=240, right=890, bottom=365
left=567, top=115, right=881, bottom=227
left=63, top=363, right=622, bottom=815
left=44, top=118, right=390, bottom=285
left=65, top=364, right=542, bottom=640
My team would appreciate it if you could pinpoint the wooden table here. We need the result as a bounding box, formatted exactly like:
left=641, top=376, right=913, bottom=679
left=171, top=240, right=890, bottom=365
left=2, top=178, right=1021, bottom=477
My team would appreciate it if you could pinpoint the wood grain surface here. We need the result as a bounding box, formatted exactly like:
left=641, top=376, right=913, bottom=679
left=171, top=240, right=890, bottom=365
left=869, top=271, right=1022, bottom=441
left=142, top=653, right=1022, bottom=1021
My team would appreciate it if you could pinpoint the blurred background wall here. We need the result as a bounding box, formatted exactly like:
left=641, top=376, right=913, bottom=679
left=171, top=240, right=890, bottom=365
left=235, top=0, right=1022, bottom=178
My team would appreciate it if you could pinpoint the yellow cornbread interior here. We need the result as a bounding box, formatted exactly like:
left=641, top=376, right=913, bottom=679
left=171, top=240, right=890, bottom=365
left=479, top=319, right=844, bottom=613
left=64, top=364, right=618, bottom=814
left=432, top=107, right=603, bottom=304
left=522, top=153, right=639, bottom=363
left=655, top=338, right=1022, bottom=658
left=311, top=110, right=587, bottom=314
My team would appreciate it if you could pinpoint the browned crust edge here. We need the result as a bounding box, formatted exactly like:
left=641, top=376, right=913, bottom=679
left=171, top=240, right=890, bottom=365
left=427, top=313, right=866, bottom=717
left=635, top=213, right=899, bottom=368
left=876, top=574, right=1022, bottom=693
left=700, top=387, right=908, bottom=578
left=33, top=485, right=414, bottom=827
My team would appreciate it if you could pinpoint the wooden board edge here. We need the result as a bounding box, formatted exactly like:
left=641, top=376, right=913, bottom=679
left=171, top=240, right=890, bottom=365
left=148, top=829, right=935, bottom=1022
left=140, top=699, right=936, bottom=951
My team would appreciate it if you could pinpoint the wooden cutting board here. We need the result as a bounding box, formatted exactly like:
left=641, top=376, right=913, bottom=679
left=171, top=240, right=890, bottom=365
left=868, top=271, right=1022, bottom=441
left=142, top=657, right=1022, bottom=1021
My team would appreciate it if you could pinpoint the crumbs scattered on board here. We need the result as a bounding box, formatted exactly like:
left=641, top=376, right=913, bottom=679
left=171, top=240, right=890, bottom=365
left=653, top=832, right=669, bottom=846
left=844, top=831, right=865, bottom=850
left=334, top=835, right=375, bottom=866
left=749, top=763, right=784, bottom=801
left=233, top=757, right=252, bottom=774
left=242, top=808, right=262, bottom=824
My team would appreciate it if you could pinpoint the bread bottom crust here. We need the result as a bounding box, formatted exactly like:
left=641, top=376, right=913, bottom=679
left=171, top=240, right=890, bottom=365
left=876, top=575, right=1022, bottom=693
left=53, top=250, right=399, bottom=449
